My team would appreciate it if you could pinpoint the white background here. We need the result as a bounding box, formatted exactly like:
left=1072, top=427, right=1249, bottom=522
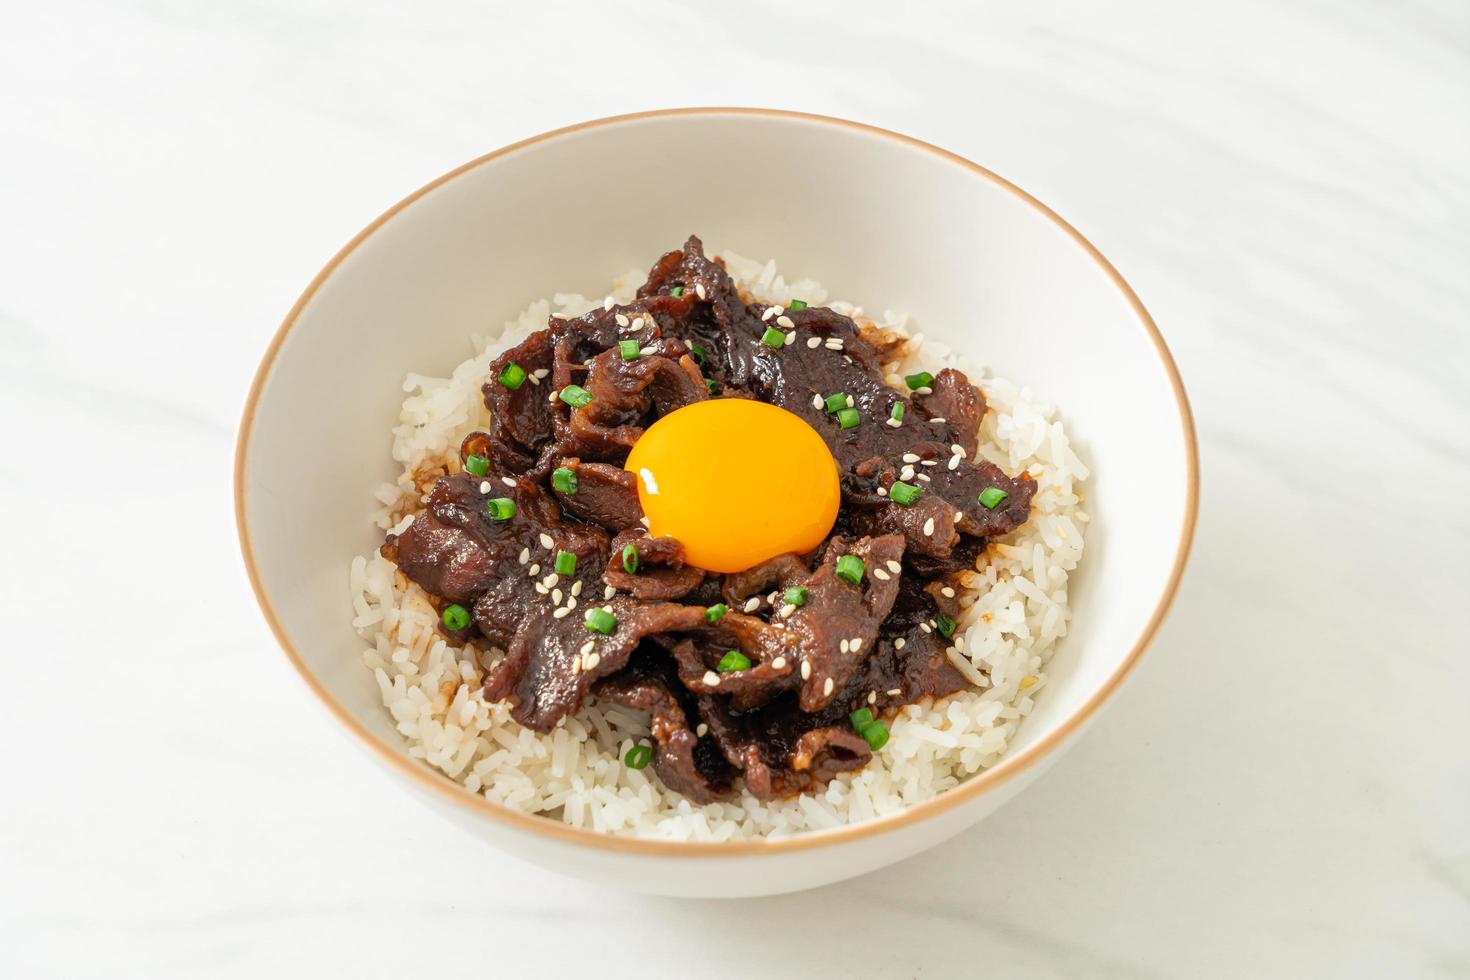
left=3, top=1, right=1467, bottom=976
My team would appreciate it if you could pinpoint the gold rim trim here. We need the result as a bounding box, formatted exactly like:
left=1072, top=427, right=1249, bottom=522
left=235, top=107, right=1199, bottom=858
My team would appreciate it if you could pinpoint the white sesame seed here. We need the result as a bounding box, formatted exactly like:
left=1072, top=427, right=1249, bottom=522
left=549, top=391, right=559, bottom=404
left=571, top=581, right=583, bottom=597
left=771, top=656, right=787, bottom=669
left=894, top=638, right=906, bottom=650
left=503, top=477, right=518, bottom=488
left=885, top=418, right=902, bottom=428
left=603, top=296, right=614, bottom=311
left=762, top=306, right=778, bottom=321
left=742, top=597, right=760, bottom=613
left=900, top=465, right=915, bottom=481
left=784, top=330, right=796, bottom=346
left=518, top=548, right=530, bottom=565
left=902, top=453, right=920, bottom=463
left=543, top=573, right=559, bottom=588
left=823, top=677, right=834, bottom=696
left=696, top=723, right=709, bottom=737
left=552, top=588, right=563, bottom=604
left=538, top=532, right=553, bottom=549
left=807, top=337, right=821, bottom=349
left=921, top=460, right=937, bottom=467
left=951, top=444, right=965, bottom=455
left=566, top=596, right=577, bottom=610
left=602, top=605, right=613, bottom=614
left=779, top=604, right=795, bottom=618
left=887, top=687, right=902, bottom=696
left=877, top=487, right=888, bottom=496
left=839, top=638, right=851, bottom=654
left=580, top=640, right=595, bottom=656
left=615, top=313, right=629, bottom=327
left=842, top=355, right=853, bottom=365
left=954, top=635, right=965, bottom=653
left=526, top=372, right=540, bottom=385
left=552, top=603, right=570, bottom=618
left=930, top=417, right=946, bottom=424
left=845, top=395, right=854, bottom=407
left=941, top=586, right=956, bottom=598
left=850, top=637, right=863, bottom=652
left=584, top=652, right=600, bottom=670
left=872, top=567, right=891, bottom=581
left=551, top=312, right=570, bottom=320
left=533, top=368, right=550, bottom=380
left=917, top=474, right=931, bottom=483
left=916, top=386, right=933, bottom=395
left=694, top=283, right=706, bottom=300
left=604, top=586, right=616, bottom=600
left=919, top=622, right=932, bottom=633
left=479, top=481, right=492, bottom=494
left=639, top=345, right=657, bottom=357
left=631, top=317, right=645, bottom=331
left=528, top=563, right=540, bottom=577
left=824, top=338, right=843, bottom=350
left=703, top=670, right=721, bottom=687
left=886, top=560, right=902, bottom=574
left=812, top=394, right=823, bottom=410
left=571, top=657, right=581, bottom=674
left=801, top=661, right=812, bottom=680
left=923, top=517, right=935, bottom=536
left=868, top=691, right=877, bottom=704
left=534, top=583, right=549, bottom=595
left=776, top=315, right=794, bottom=329
left=948, top=456, right=961, bottom=471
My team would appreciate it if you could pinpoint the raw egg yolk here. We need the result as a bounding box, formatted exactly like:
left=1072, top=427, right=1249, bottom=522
left=624, top=399, right=841, bottom=574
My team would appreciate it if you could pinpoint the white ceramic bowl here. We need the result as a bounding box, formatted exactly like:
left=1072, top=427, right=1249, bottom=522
left=236, top=108, right=1197, bottom=897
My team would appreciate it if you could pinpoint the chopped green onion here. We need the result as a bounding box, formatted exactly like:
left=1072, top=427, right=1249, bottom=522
left=978, top=486, right=1009, bottom=510
left=835, top=554, right=865, bottom=586
left=760, top=326, right=786, bottom=348
left=486, top=497, right=516, bottom=521
left=499, top=362, right=527, bottom=389
left=704, top=603, right=727, bottom=623
left=784, top=586, right=808, bottom=607
left=823, top=392, right=847, bottom=413
left=669, top=285, right=684, bottom=297
left=861, top=720, right=890, bottom=751
left=551, top=467, right=578, bottom=494
left=716, top=650, right=751, bottom=673
left=618, top=339, right=641, bottom=361
left=584, top=607, right=617, bottom=634
left=706, top=378, right=718, bottom=395
left=936, top=612, right=957, bottom=639
left=464, top=454, right=490, bottom=477
left=787, top=299, right=807, bottom=311
left=890, top=481, right=923, bottom=506
left=441, top=604, right=470, bottom=631
left=848, top=707, right=874, bottom=730
left=624, top=744, right=653, bottom=769
left=904, top=371, right=934, bottom=390
left=621, top=543, right=639, bottom=574
left=889, top=402, right=905, bottom=423
left=553, top=551, right=577, bottom=576
left=836, top=407, right=861, bottom=429
left=559, top=385, right=592, bottom=408
left=690, top=344, right=707, bottom=366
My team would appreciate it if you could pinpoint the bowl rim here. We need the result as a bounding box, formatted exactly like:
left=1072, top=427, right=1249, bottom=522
left=235, top=107, right=1199, bottom=857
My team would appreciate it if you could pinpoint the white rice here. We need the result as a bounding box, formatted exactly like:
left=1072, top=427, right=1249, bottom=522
left=349, top=251, right=1089, bottom=840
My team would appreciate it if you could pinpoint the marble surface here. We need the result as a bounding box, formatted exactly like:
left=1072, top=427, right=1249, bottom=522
left=3, top=0, right=1467, bottom=976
